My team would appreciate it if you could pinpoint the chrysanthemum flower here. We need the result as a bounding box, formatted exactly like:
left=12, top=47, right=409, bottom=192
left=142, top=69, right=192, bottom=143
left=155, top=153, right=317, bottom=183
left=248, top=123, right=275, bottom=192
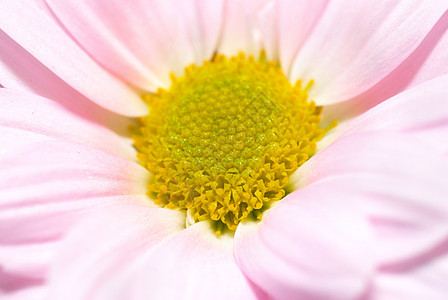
left=1, top=1, right=448, bottom=299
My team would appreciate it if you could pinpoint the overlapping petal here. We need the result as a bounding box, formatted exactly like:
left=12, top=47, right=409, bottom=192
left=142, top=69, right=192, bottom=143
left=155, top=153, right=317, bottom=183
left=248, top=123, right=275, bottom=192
left=218, top=0, right=269, bottom=57
left=0, top=285, right=48, bottom=300
left=0, top=138, right=149, bottom=244
left=0, top=242, right=55, bottom=295
left=235, top=190, right=374, bottom=300
left=0, top=0, right=146, bottom=116
left=1, top=1, right=448, bottom=300
left=47, top=205, right=185, bottom=300
left=373, top=253, right=448, bottom=299
left=288, top=0, right=448, bottom=105
left=299, top=132, right=448, bottom=277
left=0, top=33, right=137, bottom=139
left=237, top=132, right=448, bottom=299
left=48, top=213, right=264, bottom=300
left=324, top=74, right=448, bottom=154
left=320, top=12, right=448, bottom=126
left=257, top=0, right=329, bottom=75
left=46, top=0, right=224, bottom=91
left=0, top=89, right=135, bottom=159
left=0, top=124, right=150, bottom=294
left=130, top=222, right=265, bottom=300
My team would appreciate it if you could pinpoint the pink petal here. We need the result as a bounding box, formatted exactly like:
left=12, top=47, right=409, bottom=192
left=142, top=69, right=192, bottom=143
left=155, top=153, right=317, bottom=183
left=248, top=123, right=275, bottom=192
left=258, top=0, right=329, bottom=75
left=47, top=205, right=185, bottom=300
left=0, top=88, right=135, bottom=159
left=130, top=221, right=266, bottom=300
left=0, top=0, right=147, bottom=116
left=0, top=135, right=151, bottom=291
left=373, top=250, right=448, bottom=299
left=235, top=187, right=374, bottom=300
left=0, top=286, right=48, bottom=300
left=0, top=31, right=140, bottom=136
left=334, top=74, right=448, bottom=154
left=0, top=138, right=150, bottom=245
left=406, top=11, right=448, bottom=88
left=218, top=0, right=270, bottom=57
left=237, top=131, right=448, bottom=299
left=0, top=242, right=56, bottom=287
left=47, top=207, right=264, bottom=300
left=45, top=0, right=224, bottom=90
left=293, top=132, right=448, bottom=267
left=289, top=0, right=448, bottom=105
left=0, top=136, right=150, bottom=290
left=320, top=12, right=448, bottom=125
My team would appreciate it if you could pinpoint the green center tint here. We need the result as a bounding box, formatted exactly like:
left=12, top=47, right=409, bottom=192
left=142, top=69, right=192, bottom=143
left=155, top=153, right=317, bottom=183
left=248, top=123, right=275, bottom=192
left=132, top=53, right=332, bottom=234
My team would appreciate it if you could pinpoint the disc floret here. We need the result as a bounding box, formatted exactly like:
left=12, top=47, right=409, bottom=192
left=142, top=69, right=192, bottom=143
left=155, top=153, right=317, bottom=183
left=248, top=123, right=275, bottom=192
left=132, top=53, right=328, bottom=232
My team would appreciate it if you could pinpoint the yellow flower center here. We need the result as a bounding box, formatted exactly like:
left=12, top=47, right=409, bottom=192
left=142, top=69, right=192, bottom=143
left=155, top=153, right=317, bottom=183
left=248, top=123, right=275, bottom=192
left=132, top=52, right=333, bottom=234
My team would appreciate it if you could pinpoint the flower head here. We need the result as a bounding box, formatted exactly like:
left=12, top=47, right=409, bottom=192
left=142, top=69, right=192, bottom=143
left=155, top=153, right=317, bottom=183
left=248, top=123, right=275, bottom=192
left=1, top=1, right=448, bottom=299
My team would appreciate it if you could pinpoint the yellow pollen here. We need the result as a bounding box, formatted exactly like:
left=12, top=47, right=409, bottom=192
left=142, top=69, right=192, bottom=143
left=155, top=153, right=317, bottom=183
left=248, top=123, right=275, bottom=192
left=132, top=52, right=334, bottom=233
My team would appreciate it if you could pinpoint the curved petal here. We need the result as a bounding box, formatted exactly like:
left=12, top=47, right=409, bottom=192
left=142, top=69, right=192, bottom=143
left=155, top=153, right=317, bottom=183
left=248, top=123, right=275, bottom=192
left=0, top=88, right=135, bottom=159
left=320, top=11, right=448, bottom=125
left=237, top=132, right=448, bottom=299
left=289, top=0, right=448, bottom=105
left=131, top=221, right=265, bottom=300
left=293, top=132, right=448, bottom=267
left=48, top=213, right=264, bottom=300
left=329, top=73, right=448, bottom=154
left=406, top=11, right=448, bottom=88
left=235, top=188, right=374, bottom=300
left=257, top=0, right=329, bottom=75
left=46, top=0, right=224, bottom=91
left=373, top=252, right=448, bottom=300
left=47, top=205, right=185, bottom=300
left=0, top=285, right=48, bottom=300
left=0, top=0, right=147, bottom=116
left=0, top=135, right=150, bottom=290
left=0, top=31, right=137, bottom=138
left=218, top=0, right=270, bottom=57
left=0, top=138, right=150, bottom=243
left=0, top=242, right=56, bottom=288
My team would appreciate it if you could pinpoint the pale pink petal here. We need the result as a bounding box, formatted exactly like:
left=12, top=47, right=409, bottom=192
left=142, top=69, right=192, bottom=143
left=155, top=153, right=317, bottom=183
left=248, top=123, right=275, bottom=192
left=235, top=187, right=374, bottom=300
left=0, top=242, right=53, bottom=299
left=358, top=10, right=448, bottom=112
left=131, top=221, right=265, bottom=300
left=0, top=31, right=138, bottom=137
left=293, top=132, right=448, bottom=267
left=406, top=11, right=448, bottom=88
left=258, top=0, right=329, bottom=75
left=218, top=0, right=270, bottom=57
left=237, top=131, right=448, bottom=299
left=46, top=0, right=224, bottom=90
left=330, top=74, right=448, bottom=154
left=0, top=242, right=57, bottom=285
left=47, top=208, right=263, bottom=300
left=0, top=138, right=150, bottom=243
left=0, top=137, right=150, bottom=291
left=373, top=249, right=448, bottom=299
left=0, top=89, right=135, bottom=159
left=320, top=12, right=448, bottom=125
left=47, top=205, right=185, bottom=300
left=0, top=0, right=147, bottom=116
left=289, top=0, right=448, bottom=105
left=0, top=286, right=48, bottom=300
left=256, top=2, right=277, bottom=59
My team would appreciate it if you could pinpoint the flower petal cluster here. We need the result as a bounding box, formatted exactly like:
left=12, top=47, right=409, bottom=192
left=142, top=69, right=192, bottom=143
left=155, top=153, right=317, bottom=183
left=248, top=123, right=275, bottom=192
left=1, top=1, right=448, bottom=299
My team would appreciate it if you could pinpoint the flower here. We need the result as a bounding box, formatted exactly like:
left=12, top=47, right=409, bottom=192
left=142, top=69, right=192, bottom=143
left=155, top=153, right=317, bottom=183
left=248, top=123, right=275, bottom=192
left=1, top=1, right=448, bottom=299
